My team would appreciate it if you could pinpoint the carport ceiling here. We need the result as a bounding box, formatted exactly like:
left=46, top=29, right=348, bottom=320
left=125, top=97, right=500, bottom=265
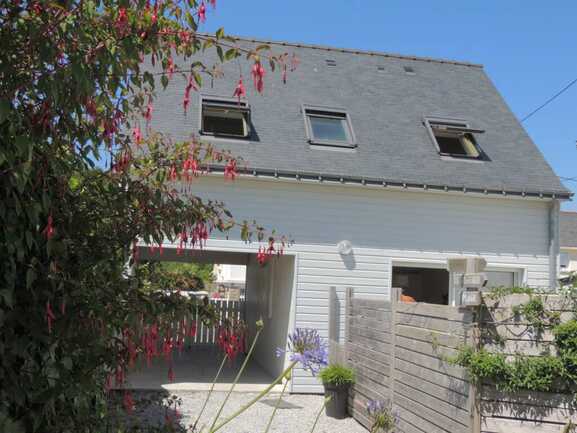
left=138, top=246, right=250, bottom=265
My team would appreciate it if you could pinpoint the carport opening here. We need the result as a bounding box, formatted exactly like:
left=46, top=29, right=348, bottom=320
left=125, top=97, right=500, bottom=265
left=392, top=266, right=449, bottom=305
left=127, top=247, right=295, bottom=392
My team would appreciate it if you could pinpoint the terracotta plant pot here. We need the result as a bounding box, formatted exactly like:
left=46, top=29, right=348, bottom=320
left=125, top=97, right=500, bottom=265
left=323, top=382, right=350, bottom=419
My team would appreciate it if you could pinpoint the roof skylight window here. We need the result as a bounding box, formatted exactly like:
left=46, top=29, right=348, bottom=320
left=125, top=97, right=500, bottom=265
left=200, top=97, right=250, bottom=139
left=424, top=118, right=485, bottom=159
left=303, top=106, right=356, bottom=148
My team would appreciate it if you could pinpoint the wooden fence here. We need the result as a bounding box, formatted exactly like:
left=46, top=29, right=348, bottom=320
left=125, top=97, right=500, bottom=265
left=346, top=288, right=476, bottom=433
left=344, top=289, right=577, bottom=433
left=191, top=299, right=243, bottom=344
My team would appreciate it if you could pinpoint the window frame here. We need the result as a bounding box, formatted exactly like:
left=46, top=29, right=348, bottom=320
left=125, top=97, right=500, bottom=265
left=199, top=96, right=251, bottom=139
left=303, top=105, right=356, bottom=148
left=424, top=117, right=485, bottom=160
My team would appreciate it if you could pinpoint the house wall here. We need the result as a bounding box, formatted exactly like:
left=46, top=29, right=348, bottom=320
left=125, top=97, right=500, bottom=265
left=184, top=176, right=554, bottom=393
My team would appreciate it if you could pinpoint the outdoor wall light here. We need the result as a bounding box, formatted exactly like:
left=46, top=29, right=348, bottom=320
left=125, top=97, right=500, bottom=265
left=337, top=240, right=353, bottom=255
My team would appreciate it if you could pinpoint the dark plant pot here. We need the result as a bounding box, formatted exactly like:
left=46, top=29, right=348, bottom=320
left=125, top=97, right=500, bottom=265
left=323, top=383, right=350, bottom=419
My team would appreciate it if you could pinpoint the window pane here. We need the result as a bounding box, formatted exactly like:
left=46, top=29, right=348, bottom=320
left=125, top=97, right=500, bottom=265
left=309, top=115, right=348, bottom=142
left=436, top=135, right=468, bottom=155
left=485, top=271, right=515, bottom=289
left=202, top=107, right=246, bottom=136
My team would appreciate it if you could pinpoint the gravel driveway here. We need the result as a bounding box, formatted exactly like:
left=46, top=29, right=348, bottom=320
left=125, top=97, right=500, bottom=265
left=126, top=390, right=368, bottom=433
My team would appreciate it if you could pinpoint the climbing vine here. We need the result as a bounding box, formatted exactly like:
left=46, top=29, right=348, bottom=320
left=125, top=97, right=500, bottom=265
left=451, top=285, right=577, bottom=394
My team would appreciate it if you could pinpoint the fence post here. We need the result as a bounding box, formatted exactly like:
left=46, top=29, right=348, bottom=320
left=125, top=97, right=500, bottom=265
left=469, top=313, right=482, bottom=433
left=345, top=287, right=354, bottom=365
left=390, top=287, right=401, bottom=406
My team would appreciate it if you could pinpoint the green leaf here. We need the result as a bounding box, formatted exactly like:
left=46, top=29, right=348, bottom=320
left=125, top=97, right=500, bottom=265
left=26, top=268, right=36, bottom=289
left=216, top=46, right=224, bottom=62
left=68, top=174, right=81, bottom=191
left=224, top=48, right=238, bottom=61
left=215, top=27, right=225, bottom=39
left=0, top=99, right=11, bottom=123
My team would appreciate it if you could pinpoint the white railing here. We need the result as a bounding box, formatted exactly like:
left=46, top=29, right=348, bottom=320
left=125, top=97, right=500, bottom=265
left=192, top=299, right=244, bottom=344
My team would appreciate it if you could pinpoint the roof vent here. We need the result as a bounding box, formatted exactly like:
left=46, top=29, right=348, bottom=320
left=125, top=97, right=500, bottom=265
left=377, top=66, right=386, bottom=73
left=403, top=65, right=416, bottom=75
left=325, top=59, right=337, bottom=67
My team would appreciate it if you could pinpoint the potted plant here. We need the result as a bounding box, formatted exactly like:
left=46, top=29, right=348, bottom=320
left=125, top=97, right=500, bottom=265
left=318, top=364, right=355, bottom=419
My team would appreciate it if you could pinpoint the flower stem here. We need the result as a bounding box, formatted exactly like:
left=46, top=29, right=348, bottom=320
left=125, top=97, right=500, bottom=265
left=309, top=396, right=331, bottom=433
left=192, top=353, right=228, bottom=432
left=209, top=361, right=298, bottom=433
left=208, top=327, right=263, bottom=432
left=263, top=370, right=291, bottom=433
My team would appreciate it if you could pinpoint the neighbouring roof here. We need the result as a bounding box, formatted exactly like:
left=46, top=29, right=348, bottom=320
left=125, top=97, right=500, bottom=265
left=560, top=212, right=577, bottom=248
left=150, top=36, right=572, bottom=199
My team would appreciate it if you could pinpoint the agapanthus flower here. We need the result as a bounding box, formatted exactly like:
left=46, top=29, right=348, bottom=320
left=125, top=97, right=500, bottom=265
left=366, top=399, right=385, bottom=416
left=366, top=399, right=397, bottom=432
left=276, top=328, right=328, bottom=374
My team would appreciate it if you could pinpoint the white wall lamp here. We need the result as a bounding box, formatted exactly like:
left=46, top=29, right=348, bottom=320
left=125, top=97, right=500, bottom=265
left=337, top=240, right=353, bottom=255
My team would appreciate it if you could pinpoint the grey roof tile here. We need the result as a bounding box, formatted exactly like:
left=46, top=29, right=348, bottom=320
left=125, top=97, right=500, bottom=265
left=150, top=36, right=571, bottom=198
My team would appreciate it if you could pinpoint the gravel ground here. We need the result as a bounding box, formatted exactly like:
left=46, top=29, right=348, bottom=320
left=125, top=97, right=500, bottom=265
left=126, top=390, right=368, bottom=433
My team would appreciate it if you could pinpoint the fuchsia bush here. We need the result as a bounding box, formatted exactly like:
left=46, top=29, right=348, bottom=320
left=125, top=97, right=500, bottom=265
left=0, top=1, right=295, bottom=431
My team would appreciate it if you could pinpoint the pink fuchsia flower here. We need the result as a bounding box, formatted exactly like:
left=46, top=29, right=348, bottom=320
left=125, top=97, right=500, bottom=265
left=233, top=78, right=246, bottom=103
left=183, top=74, right=198, bottom=114
left=198, top=2, right=206, bottom=23
left=123, top=390, right=134, bottom=414
left=166, top=56, right=175, bottom=80
left=144, top=96, right=153, bottom=124
left=45, top=301, right=56, bottom=333
left=42, top=214, right=55, bottom=240
left=251, top=61, right=266, bottom=93
left=210, top=0, right=216, bottom=8
left=132, top=126, right=142, bottom=146
left=257, top=247, right=267, bottom=266
left=115, top=7, right=129, bottom=36
left=224, top=159, right=237, bottom=180
left=168, top=164, right=179, bottom=181
left=151, top=2, right=159, bottom=25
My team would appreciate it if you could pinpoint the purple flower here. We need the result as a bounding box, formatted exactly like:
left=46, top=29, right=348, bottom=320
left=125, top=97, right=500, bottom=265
left=276, top=328, right=328, bottom=375
left=365, top=399, right=397, bottom=432
left=366, top=399, right=385, bottom=416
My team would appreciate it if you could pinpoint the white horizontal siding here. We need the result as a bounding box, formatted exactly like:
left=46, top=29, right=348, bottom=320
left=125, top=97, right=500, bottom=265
left=180, top=177, right=552, bottom=393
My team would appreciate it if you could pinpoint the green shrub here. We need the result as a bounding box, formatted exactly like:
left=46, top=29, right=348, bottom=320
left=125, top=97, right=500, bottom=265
left=319, top=364, right=356, bottom=386
left=554, top=320, right=577, bottom=355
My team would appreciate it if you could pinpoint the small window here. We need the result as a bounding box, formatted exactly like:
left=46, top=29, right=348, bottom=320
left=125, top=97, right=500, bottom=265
left=425, top=118, right=485, bottom=159
left=200, top=98, right=250, bottom=138
left=304, top=107, right=355, bottom=147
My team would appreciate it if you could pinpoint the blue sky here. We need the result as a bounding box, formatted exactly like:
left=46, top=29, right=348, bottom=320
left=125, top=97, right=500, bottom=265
left=204, top=0, right=577, bottom=210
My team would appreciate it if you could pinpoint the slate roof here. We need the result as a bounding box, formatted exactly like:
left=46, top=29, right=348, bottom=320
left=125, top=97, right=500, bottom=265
left=151, top=36, right=571, bottom=199
left=560, top=212, right=577, bottom=248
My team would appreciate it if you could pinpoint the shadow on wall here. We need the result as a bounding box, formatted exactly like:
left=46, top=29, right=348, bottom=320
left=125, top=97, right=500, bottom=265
left=340, top=251, right=356, bottom=270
